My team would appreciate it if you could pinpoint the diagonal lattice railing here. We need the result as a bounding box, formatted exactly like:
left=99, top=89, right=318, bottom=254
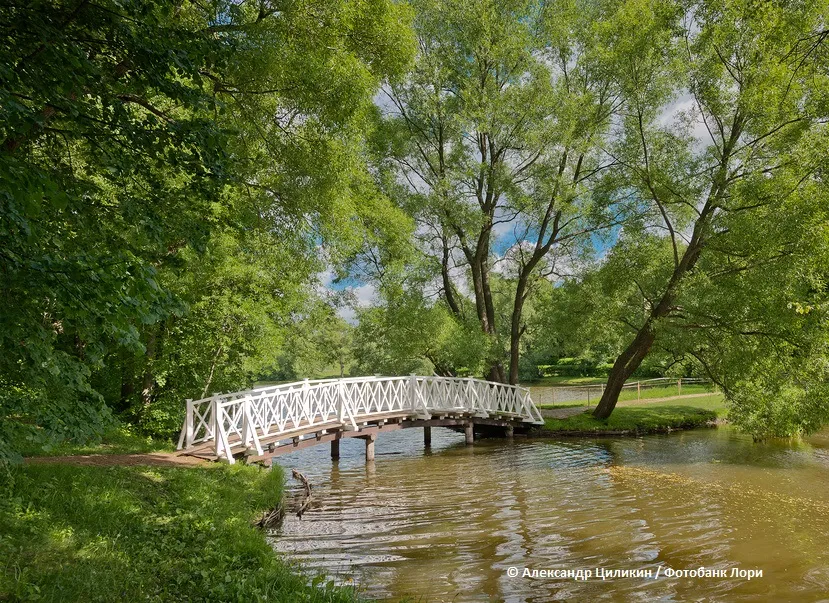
left=177, top=375, right=543, bottom=463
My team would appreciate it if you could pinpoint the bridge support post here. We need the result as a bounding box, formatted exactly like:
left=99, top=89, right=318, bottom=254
left=465, top=422, right=474, bottom=445
left=423, top=425, right=431, bottom=448
left=364, top=433, right=376, bottom=461
left=331, top=437, right=340, bottom=461
left=506, top=424, right=514, bottom=438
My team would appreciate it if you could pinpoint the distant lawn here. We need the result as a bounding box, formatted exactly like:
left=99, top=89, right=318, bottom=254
left=523, top=376, right=610, bottom=386
left=533, top=383, right=716, bottom=406
left=537, top=404, right=719, bottom=435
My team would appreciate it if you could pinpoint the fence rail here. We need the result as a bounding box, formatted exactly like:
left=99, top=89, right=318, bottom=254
left=178, top=375, right=543, bottom=463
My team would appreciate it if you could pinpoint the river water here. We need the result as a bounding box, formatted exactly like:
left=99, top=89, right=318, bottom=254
left=269, top=427, right=829, bottom=602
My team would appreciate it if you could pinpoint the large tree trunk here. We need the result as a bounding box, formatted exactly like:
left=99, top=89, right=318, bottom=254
left=508, top=274, right=530, bottom=385
left=140, top=323, right=164, bottom=414
left=440, top=235, right=461, bottom=316
left=592, top=326, right=656, bottom=418
left=593, top=234, right=708, bottom=418
left=469, top=242, right=507, bottom=382
left=488, top=362, right=506, bottom=383
left=469, top=258, right=490, bottom=332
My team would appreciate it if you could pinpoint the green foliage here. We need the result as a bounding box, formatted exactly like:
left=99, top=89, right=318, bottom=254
left=4, top=0, right=829, bottom=455
left=0, top=0, right=415, bottom=457
left=273, top=303, right=356, bottom=380
left=0, top=463, right=362, bottom=602
left=353, top=286, right=491, bottom=377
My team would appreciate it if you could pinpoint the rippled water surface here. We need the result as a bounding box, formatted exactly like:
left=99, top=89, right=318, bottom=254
left=269, top=427, right=829, bottom=602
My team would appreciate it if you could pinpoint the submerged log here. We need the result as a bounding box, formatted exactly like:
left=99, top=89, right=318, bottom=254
left=292, top=468, right=314, bottom=519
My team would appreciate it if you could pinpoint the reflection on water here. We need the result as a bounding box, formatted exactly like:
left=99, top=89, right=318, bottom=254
left=269, top=427, right=829, bottom=602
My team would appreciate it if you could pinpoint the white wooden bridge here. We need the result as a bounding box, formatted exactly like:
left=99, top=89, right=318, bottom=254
left=177, top=375, right=543, bottom=464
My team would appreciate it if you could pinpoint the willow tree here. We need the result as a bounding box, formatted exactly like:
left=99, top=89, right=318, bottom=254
left=375, top=0, right=638, bottom=383
left=592, top=0, right=829, bottom=419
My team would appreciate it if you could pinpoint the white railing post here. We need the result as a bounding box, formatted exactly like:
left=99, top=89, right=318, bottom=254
left=242, top=395, right=252, bottom=447
left=410, top=374, right=430, bottom=418
left=215, top=403, right=235, bottom=464
left=177, top=398, right=193, bottom=450
left=408, top=373, right=417, bottom=411
left=302, top=378, right=311, bottom=424
left=211, top=393, right=222, bottom=458
left=338, top=379, right=346, bottom=423
left=242, top=394, right=263, bottom=456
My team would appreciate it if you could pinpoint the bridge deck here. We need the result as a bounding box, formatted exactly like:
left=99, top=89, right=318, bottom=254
left=180, top=409, right=529, bottom=463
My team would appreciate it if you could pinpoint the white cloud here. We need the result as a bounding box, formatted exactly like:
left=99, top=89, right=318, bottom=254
left=659, top=92, right=715, bottom=148
left=338, top=282, right=377, bottom=325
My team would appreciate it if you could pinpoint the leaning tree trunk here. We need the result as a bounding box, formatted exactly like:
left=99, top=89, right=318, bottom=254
left=592, top=327, right=656, bottom=418
left=592, top=235, right=707, bottom=418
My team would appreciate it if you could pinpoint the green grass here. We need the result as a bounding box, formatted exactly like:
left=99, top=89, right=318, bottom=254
left=538, top=404, right=719, bottom=435
left=619, top=393, right=727, bottom=416
left=0, top=463, right=361, bottom=602
left=522, top=375, right=610, bottom=386
left=532, top=383, right=715, bottom=406
left=16, top=426, right=175, bottom=458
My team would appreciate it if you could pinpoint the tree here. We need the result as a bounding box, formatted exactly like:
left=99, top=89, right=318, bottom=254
left=592, top=0, right=829, bottom=418
left=374, top=0, right=629, bottom=383
left=0, top=0, right=415, bottom=455
left=353, top=285, right=491, bottom=377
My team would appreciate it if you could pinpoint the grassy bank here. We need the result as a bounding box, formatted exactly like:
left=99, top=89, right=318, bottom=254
left=536, top=398, right=723, bottom=436
left=0, top=463, right=360, bottom=602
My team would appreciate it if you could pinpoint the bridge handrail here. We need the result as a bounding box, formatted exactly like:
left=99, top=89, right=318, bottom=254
left=177, top=375, right=542, bottom=461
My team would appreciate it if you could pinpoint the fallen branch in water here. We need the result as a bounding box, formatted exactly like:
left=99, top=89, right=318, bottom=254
left=255, top=498, right=285, bottom=529
left=292, top=468, right=314, bottom=519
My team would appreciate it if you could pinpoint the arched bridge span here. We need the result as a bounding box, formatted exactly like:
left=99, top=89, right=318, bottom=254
left=177, top=375, right=543, bottom=464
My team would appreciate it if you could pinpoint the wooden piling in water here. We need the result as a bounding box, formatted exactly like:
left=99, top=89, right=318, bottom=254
left=365, top=433, right=376, bottom=461
left=423, top=425, right=431, bottom=447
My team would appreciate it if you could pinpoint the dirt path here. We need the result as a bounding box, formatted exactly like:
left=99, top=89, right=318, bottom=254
left=24, top=451, right=207, bottom=467
left=539, top=407, right=589, bottom=419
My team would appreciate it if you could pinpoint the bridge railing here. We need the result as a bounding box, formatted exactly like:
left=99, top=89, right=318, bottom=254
left=177, top=375, right=543, bottom=462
